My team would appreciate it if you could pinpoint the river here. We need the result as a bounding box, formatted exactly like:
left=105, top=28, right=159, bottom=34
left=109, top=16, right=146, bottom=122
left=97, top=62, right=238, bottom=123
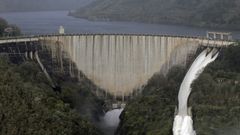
left=1, top=11, right=240, bottom=39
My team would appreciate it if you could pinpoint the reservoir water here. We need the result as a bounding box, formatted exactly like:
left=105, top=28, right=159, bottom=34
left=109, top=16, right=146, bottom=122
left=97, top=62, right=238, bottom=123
left=1, top=11, right=240, bottom=39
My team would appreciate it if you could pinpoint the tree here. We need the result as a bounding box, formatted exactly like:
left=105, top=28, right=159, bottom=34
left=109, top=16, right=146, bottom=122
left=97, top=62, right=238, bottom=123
left=0, top=18, right=8, bottom=36
left=0, top=18, right=21, bottom=37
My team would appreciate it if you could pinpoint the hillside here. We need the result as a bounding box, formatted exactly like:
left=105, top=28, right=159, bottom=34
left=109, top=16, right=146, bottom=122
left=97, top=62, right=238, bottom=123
left=0, top=0, right=95, bottom=12
left=0, top=55, right=104, bottom=134
left=116, top=45, right=240, bottom=135
left=72, top=0, right=240, bottom=29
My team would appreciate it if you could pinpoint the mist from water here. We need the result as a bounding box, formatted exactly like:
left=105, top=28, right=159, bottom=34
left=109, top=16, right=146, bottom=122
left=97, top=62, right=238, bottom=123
left=98, top=109, right=123, bottom=135
left=103, top=109, right=123, bottom=127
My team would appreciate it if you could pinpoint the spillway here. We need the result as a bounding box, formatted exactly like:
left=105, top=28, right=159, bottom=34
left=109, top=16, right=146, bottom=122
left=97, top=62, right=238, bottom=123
left=41, top=35, right=200, bottom=96
left=173, top=48, right=219, bottom=135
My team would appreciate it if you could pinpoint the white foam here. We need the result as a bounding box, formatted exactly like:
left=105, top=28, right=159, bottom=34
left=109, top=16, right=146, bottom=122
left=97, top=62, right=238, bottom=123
left=103, top=109, right=124, bottom=127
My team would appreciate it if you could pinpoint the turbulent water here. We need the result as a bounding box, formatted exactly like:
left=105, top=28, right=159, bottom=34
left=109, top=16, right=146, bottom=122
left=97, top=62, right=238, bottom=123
left=99, top=109, right=123, bottom=135
left=173, top=48, right=219, bottom=135
left=103, top=109, right=123, bottom=127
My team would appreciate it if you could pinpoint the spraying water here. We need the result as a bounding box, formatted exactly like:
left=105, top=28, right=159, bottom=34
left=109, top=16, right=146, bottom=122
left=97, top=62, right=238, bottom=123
left=99, top=109, right=124, bottom=135
left=103, top=109, right=124, bottom=127
left=173, top=48, right=219, bottom=135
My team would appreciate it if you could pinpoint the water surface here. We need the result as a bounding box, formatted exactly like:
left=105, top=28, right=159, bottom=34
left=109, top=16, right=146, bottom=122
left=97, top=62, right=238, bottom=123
left=1, top=11, right=240, bottom=39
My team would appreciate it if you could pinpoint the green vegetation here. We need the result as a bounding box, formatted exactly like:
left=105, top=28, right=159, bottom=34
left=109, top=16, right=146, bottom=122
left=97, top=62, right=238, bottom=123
left=0, top=56, right=103, bottom=135
left=116, top=45, right=240, bottom=135
left=190, top=45, right=240, bottom=135
left=72, top=0, right=240, bottom=29
left=0, top=18, right=21, bottom=37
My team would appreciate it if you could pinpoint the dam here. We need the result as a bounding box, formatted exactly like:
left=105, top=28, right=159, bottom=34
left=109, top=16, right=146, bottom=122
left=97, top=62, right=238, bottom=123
left=0, top=34, right=235, bottom=97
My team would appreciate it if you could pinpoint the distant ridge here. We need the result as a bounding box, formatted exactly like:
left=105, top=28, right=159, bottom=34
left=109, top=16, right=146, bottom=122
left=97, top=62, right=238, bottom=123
left=71, top=0, right=240, bottom=30
left=0, top=0, right=95, bottom=12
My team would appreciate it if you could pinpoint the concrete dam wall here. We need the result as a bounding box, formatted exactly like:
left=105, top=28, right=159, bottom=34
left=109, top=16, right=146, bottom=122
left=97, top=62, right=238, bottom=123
left=39, top=35, right=202, bottom=96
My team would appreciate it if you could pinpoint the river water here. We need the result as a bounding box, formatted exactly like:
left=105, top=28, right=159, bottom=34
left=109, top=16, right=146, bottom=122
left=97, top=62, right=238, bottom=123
left=1, top=11, right=240, bottom=39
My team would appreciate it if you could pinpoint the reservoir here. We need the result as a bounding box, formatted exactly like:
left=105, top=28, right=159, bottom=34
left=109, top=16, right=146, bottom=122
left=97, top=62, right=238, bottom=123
left=1, top=11, right=240, bottom=39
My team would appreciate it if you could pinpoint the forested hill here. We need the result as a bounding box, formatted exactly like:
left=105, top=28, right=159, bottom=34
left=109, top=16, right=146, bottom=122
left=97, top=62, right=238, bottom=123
left=0, top=0, right=95, bottom=12
left=72, top=0, right=240, bottom=29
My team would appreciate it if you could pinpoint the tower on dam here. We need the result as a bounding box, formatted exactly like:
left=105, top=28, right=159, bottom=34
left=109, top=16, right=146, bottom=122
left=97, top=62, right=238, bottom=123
left=207, top=31, right=232, bottom=40
left=59, top=26, right=65, bottom=34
